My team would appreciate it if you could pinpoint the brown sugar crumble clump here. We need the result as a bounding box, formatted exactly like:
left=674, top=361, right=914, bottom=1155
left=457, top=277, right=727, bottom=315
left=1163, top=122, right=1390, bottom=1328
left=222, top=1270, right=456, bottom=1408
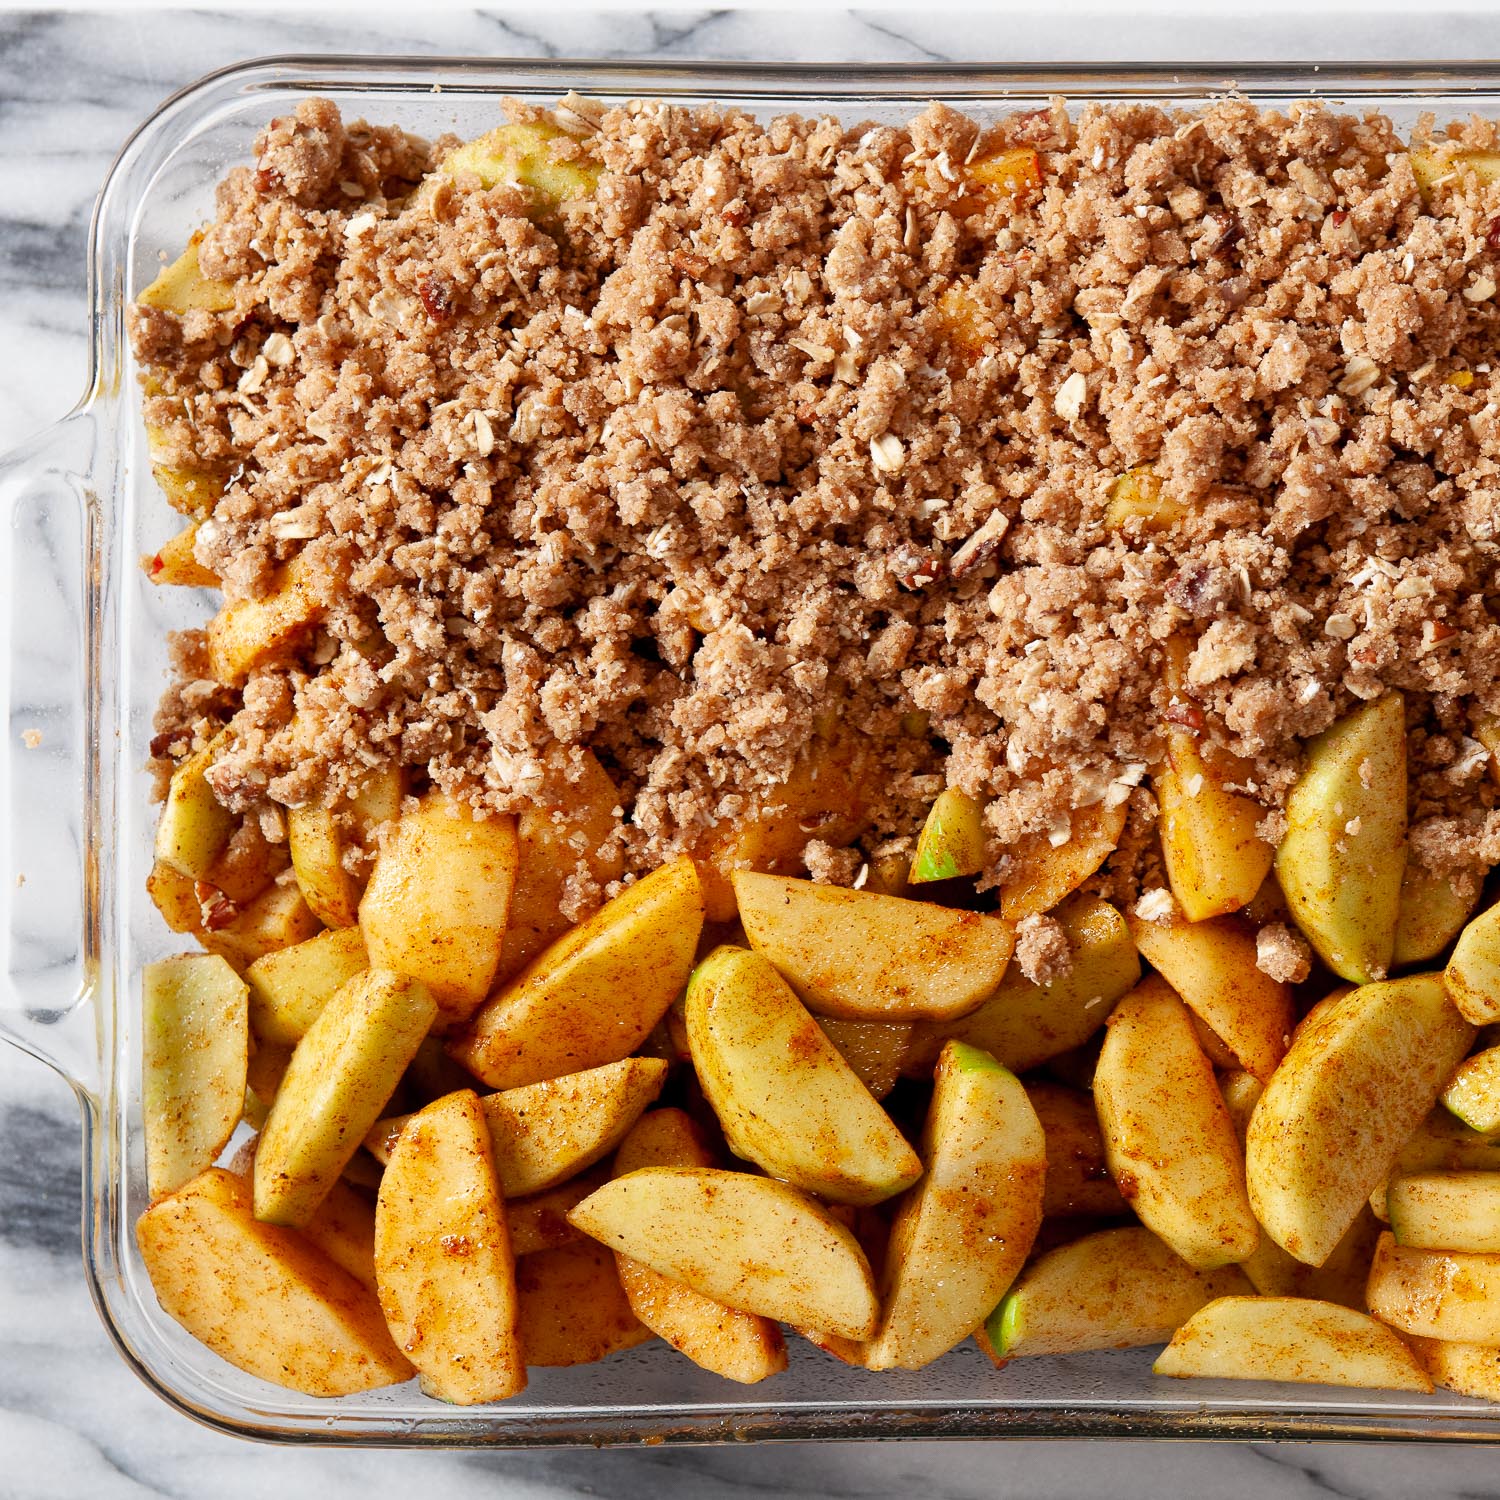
left=132, top=94, right=1500, bottom=901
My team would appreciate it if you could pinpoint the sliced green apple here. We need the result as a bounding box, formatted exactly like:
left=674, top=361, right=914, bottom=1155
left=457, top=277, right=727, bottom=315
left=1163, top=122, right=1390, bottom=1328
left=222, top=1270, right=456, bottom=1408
left=684, top=946, right=921, bottom=1206
left=1275, top=692, right=1407, bottom=983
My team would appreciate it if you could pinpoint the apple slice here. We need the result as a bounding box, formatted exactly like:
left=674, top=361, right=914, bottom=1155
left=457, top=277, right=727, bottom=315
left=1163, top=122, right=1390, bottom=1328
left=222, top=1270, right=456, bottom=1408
left=1275, top=692, right=1407, bottom=983
left=863, top=1042, right=1045, bottom=1370
left=1219, top=1070, right=1381, bottom=1307
left=451, top=856, right=702, bottom=1088
left=1126, top=908, right=1293, bottom=1081
left=569, top=1167, right=879, bottom=1340
left=438, top=120, right=601, bottom=215
left=245, top=926, right=368, bottom=1046
left=287, top=802, right=361, bottom=929
left=365, top=1056, right=668, bottom=1196
left=1395, top=864, right=1482, bottom=967
left=1094, top=975, right=1258, bottom=1269
left=607, top=1108, right=787, bottom=1384
left=819, top=1018, right=911, bottom=1101
left=904, top=895, right=1139, bottom=1076
left=1446, top=902, right=1500, bottom=1025
left=1027, top=1082, right=1126, bottom=1217
left=498, top=751, right=625, bottom=983
left=516, top=1240, right=653, bottom=1366
left=254, top=970, right=437, bottom=1227
left=1154, top=1296, right=1431, bottom=1392
left=142, top=954, right=249, bottom=1198
left=733, top=870, right=1014, bottom=1021
left=1156, top=732, right=1274, bottom=922
left=1245, top=973, right=1474, bottom=1266
left=504, top=1167, right=608, bottom=1258
left=684, top=946, right=921, bottom=1206
left=1387, top=1172, right=1500, bottom=1254
left=207, top=550, right=331, bottom=686
left=1367, top=1231, right=1500, bottom=1344
left=1000, top=800, right=1127, bottom=921
left=1370, top=1110, right=1500, bottom=1220
left=908, top=787, right=986, bottom=883
left=138, top=234, right=236, bottom=314
left=1443, top=1046, right=1500, bottom=1132
left=985, top=1227, right=1253, bottom=1359
left=1409, top=1337, right=1500, bottom=1402
left=375, top=1090, right=525, bottom=1404
left=359, top=791, right=519, bottom=1028
left=137, top=1168, right=411, bottom=1396
left=155, top=734, right=234, bottom=880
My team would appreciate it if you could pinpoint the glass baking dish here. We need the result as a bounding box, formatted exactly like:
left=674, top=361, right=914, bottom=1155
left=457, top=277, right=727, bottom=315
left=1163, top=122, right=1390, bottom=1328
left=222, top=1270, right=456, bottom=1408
left=7, top=53, right=1500, bottom=1446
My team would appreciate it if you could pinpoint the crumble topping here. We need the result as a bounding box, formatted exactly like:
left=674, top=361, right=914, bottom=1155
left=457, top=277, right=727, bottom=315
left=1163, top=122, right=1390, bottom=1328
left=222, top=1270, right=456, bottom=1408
left=133, top=94, right=1500, bottom=898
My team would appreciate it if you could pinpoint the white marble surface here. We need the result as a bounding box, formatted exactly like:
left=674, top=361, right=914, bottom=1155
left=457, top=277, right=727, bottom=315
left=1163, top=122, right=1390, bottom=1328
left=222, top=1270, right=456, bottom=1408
left=8, top=7, right=1500, bottom=1496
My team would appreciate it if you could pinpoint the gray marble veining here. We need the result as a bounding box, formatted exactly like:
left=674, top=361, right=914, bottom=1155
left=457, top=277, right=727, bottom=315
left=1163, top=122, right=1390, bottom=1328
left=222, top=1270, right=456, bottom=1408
left=7, top=8, right=1500, bottom=1497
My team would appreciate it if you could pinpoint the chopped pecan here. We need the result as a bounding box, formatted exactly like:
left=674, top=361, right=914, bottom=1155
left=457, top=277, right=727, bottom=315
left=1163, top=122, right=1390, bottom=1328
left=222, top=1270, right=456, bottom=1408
left=195, top=882, right=240, bottom=931
left=948, top=511, right=1011, bottom=578
left=891, top=543, right=947, bottom=591
left=721, top=200, right=750, bottom=227
left=418, top=276, right=454, bottom=322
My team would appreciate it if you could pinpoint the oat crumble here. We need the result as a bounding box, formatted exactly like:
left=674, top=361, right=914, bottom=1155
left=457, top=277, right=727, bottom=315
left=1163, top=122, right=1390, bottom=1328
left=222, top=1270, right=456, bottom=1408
left=133, top=94, right=1500, bottom=903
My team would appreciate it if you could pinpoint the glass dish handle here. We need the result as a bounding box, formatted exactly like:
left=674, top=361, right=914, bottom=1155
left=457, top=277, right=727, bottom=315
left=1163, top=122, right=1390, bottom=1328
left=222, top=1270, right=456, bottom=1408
left=0, top=407, right=101, bottom=1092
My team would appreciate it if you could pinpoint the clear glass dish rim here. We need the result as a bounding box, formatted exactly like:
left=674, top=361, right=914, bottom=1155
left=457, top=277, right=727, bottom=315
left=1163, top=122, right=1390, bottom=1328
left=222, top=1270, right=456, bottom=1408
left=53, top=51, right=1500, bottom=1447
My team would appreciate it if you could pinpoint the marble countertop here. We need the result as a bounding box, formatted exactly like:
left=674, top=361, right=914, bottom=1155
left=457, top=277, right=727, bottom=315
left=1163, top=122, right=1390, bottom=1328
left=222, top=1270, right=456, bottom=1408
left=6, top=8, right=1500, bottom=1496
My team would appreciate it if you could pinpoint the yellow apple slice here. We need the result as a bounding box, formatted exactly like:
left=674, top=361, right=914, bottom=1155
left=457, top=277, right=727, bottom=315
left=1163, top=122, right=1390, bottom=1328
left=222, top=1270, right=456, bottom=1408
left=985, top=1227, right=1253, bottom=1359
left=606, top=1108, right=787, bottom=1385
left=1126, top=908, right=1293, bottom=1081
left=1245, top=972, right=1474, bottom=1266
left=245, top=926, right=368, bottom=1047
left=287, top=802, right=361, bottom=929
left=733, top=870, right=1014, bottom=1022
left=374, top=1090, right=525, bottom=1404
left=904, top=895, right=1139, bottom=1075
left=365, top=1056, right=667, bottom=1196
left=1395, top=864, right=1482, bottom=968
left=1446, top=902, right=1500, bottom=1025
left=155, top=733, right=234, bottom=880
left=1094, top=975, right=1258, bottom=1268
left=1409, top=145, right=1500, bottom=200
left=137, top=1168, right=411, bottom=1396
left=909, top=787, right=986, bottom=883
left=819, top=1018, right=911, bottom=1101
left=201, top=878, right=322, bottom=972
left=1387, top=1172, right=1500, bottom=1253
left=359, top=791, right=519, bottom=1028
left=516, top=1240, right=653, bottom=1366
left=138, top=234, right=237, bottom=314
left=1275, top=692, right=1407, bottom=983
left=254, top=970, right=437, bottom=1227
left=569, top=1167, right=879, bottom=1340
left=1000, top=800, right=1127, bottom=921
left=206, top=550, right=329, bottom=686
left=439, top=120, right=601, bottom=214
left=1443, top=1046, right=1500, bottom=1133
left=1154, top=1295, right=1431, bottom=1392
left=864, top=1042, right=1045, bottom=1370
left=684, top=945, right=921, bottom=1206
left=504, top=1167, right=608, bottom=1258
left=498, top=751, right=625, bottom=982
left=1371, top=1111, right=1500, bottom=1220
left=1219, top=1070, right=1382, bottom=1307
left=1027, top=1082, right=1127, bottom=1217
left=1367, top=1231, right=1500, bottom=1344
left=146, top=522, right=219, bottom=588
left=451, top=856, right=703, bottom=1088
left=142, top=954, right=249, bottom=1198
left=1409, top=1337, right=1500, bottom=1402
